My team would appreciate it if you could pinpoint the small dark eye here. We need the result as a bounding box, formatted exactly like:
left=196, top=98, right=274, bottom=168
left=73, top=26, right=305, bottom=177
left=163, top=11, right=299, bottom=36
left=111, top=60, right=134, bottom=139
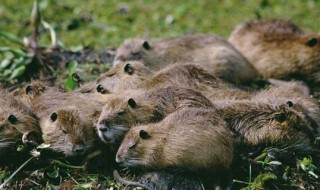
left=96, top=84, right=104, bottom=93
left=51, top=112, right=58, bottom=122
left=26, top=85, right=33, bottom=94
left=8, top=114, right=18, bottom=124
left=117, top=111, right=126, bottom=116
left=275, top=113, right=286, bottom=123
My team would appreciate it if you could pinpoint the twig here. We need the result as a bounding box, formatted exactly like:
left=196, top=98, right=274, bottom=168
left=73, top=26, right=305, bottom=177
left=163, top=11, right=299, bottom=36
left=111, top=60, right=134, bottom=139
left=113, top=170, right=152, bottom=190
left=0, top=157, right=34, bottom=189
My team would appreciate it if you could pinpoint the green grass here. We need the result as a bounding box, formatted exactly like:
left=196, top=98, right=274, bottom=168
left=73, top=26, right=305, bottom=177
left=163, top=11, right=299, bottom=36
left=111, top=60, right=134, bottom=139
left=1, top=0, right=320, bottom=49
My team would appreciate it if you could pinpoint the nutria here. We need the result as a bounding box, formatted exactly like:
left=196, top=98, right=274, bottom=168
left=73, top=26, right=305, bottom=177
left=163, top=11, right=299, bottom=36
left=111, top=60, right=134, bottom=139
left=77, top=61, right=153, bottom=94
left=113, top=34, right=260, bottom=84
left=251, top=81, right=320, bottom=133
left=0, top=90, right=42, bottom=162
left=116, top=107, right=233, bottom=172
left=228, top=19, right=320, bottom=84
left=15, top=80, right=64, bottom=107
left=97, top=86, right=213, bottom=145
left=38, top=107, right=97, bottom=157
left=24, top=84, right=108, bottom=157
left=213, top=99, right=316, bottom=149
left=90, top=61, right=250, bottom=99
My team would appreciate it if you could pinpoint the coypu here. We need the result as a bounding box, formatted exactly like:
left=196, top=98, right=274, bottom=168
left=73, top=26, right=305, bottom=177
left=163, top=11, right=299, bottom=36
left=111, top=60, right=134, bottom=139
left=97, top=86, right=214, bottom=145
left=0, top=90, right=42, bottom=163
left=89, top=61, right=250, bottom=98
left=21, top=82, right=108, bottom=157
left=116, top=107, right=233, bottom=172
left=213, top=99, right=316, bottom=149
left=77, top=61, right=153, bottom=94
left=14, top=80, right=64, bottom=107
left=251, top=81, right=320, bottom=133
left=228, top=19, right=320, bottom=84
left=38, top=107, right=97, bottom=157
left=113, top=34, right=260, bottom=84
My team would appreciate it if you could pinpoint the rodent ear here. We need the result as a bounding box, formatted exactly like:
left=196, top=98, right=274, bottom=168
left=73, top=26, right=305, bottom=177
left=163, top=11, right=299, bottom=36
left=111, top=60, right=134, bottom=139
left=306, top=38, right=318, bottom=47
left=139, top=130, right=150, bottom=139
left=142, top=41, right=151, bottom=50
left=128, top=98, right=137, bottom=108
left=124, top=63, right=134, bottom=75
left=8, top=114, right=18, bottom=124
left=51, top=112, right=58, bottom=122
left=96, top=84, right=105, bottom=93
left=286, top=101, right=293, bottom=107
left=275, top=112, right=286, bottom=123
left=26, top=85, right=33, bottom=94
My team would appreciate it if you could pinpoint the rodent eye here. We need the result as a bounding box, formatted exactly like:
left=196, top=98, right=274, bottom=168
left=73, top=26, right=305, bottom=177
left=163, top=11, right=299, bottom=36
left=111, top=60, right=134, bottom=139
left=8, top=114, right=18, bottom=124
left=51, top=112, right=58, bottom=122
left=117, top=111, right=126, bottom=116
left=124, top=64, right=134, bottom=75
left=26, top=85, right=33, bottom=94
left=275, top=113, right=286, bottom=123
left=96, top=84, right=104, bottom=93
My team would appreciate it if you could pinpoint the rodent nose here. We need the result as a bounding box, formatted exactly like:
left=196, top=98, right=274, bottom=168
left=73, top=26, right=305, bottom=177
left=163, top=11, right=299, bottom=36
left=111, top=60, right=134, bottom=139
left=98, top=125, right=108, bottom=132
left=73, top=144, right=86, bottom=155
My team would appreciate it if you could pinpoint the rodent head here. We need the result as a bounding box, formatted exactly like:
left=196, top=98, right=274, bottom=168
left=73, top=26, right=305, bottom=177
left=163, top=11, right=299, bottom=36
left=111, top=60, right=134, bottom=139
left=0, top=109, right=42, bottom=155
left=15, top=81, right=49, bottom=106
left=116, top=125, right=157, bottom=169
left=239, top=100, right=315, bottom=146
left=96, top=61, right=152, bottom=93
left=40, top=109, right=96, bottom=157
left=97, top=96, right=158, bottom=145
left=114, top=39, right=152, bottom=66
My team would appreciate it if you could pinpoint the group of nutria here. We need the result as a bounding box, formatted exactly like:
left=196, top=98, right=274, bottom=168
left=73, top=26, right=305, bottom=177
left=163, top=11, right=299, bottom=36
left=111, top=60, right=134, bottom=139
left=1, top=19, right=320, bottom=189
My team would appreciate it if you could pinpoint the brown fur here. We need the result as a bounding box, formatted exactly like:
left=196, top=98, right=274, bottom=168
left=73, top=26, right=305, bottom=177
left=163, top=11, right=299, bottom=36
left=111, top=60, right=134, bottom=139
left=25, top=85, right=108, bottom=157
left=0, top=90, right=42, bottom=158
left=229, top=19, right=320, bottom=84
left=97, top=87, right=213, bottom=145
left=214, top=99, right=315, bottom=149
left=77, top=61, right=153, bottom=94
left=116, top=108, right=233, bottom=172
left=89, top=62, right=250, bottom=100
left=114, top=34, right=260, bottom=84
left=251, top=81, right=320, bottom=133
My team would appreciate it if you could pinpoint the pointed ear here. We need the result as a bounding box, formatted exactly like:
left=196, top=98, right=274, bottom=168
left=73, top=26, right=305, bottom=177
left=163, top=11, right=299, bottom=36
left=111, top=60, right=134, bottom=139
left=124, top=63, right=134, bottom=75
left=139, top=130, right=150, bottom=139
left=26, top=85, right=33, bottom=94
left=128, top=98, right=137, bottom=108
left=275, top=112, right=286, bottom=123
left=142, top=41, right=151, bottom=50
left=286, top=101, right=293, bottom=107
left=306, top=37, right=318, bottom=47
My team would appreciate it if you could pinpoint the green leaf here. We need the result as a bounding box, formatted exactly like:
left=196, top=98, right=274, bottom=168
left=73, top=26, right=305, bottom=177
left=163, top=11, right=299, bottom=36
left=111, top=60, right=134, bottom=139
left=0, top=58, right=11, bottom=69
left=67, top=61, right=78, bottom=75
left=9, top=65, right=26, bottom=80
left=65, top=76, right=77, bottom=90
left=46, top=166, right=60, bottom=179
left=267, top=161, right=282, bottom=166
left=0, top=31, right=24, bottom=46
left=0, top=47, right=29, bottom=57
left=65, top=61, right=78, bottom=90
